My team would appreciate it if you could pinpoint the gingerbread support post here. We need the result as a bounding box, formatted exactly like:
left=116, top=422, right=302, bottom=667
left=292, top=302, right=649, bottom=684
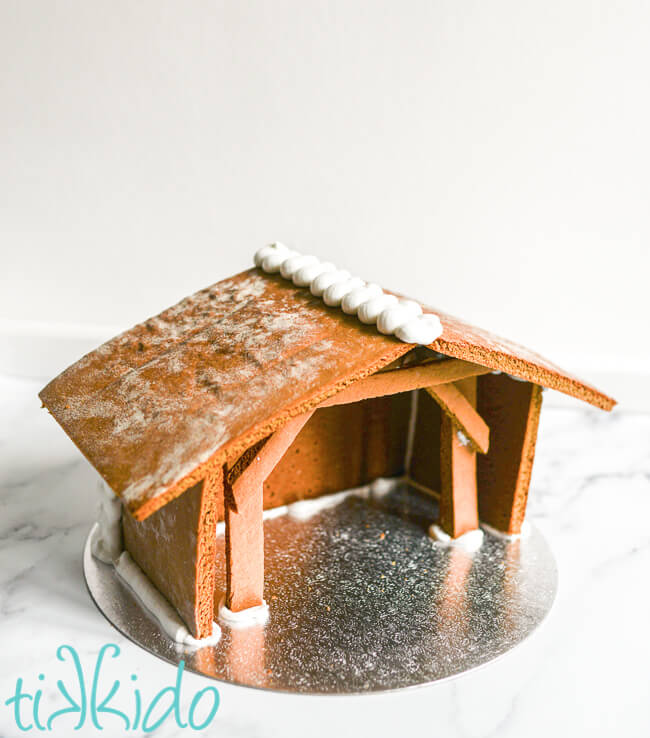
left=477, top=374, right=543, bottom=534
left=224, top=474, right=265, bottom=612
left=224, top=411, right=314, bottom=612
left=437, top=377, right=480, bottom=538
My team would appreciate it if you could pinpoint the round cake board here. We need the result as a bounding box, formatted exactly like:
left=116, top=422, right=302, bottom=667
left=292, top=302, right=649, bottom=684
left=83, top=483, right=557, bottom=695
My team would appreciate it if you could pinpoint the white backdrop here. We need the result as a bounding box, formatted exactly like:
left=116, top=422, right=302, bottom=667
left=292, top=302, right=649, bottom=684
left=1, top=1, right=648, bottom=404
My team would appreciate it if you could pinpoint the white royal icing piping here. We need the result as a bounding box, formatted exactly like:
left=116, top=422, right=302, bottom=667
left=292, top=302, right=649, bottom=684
left=254, top=243, right=443, bottom=345
left=294, top=261, right=336, bottom=286
left=377, top=299, right=422, bottom=335
left=217, top=596, right=270, bottom=628
left=358, top=293, right=399, bottom=324
left=91, top=482, right=123, bottom=565
left=341, top=283, right=383, bottom=314
left=116, top=551, right=222, bottom=647
left=311, top=269, right=350, bottom=296
left=428, top=524, right=484, bottom=553
left=280, top=254, right=319, bottom=279
left=323, top=276, right=365, bottom=307
left=395, top=314, right=443, bottom=344
left=481, top=521, right=532, bottom=541
left=456, top=429, right=471, bottom=448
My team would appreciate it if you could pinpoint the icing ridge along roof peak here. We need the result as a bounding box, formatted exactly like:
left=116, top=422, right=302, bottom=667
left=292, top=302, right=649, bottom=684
left=254, top=243, right=443, bottom=346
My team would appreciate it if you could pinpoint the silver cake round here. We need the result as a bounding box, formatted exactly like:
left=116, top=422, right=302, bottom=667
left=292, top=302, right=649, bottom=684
left=83, top=482, right=557, bottom=694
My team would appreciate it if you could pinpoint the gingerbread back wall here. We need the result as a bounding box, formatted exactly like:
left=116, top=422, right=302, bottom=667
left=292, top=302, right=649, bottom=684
left=263, top=394, right=412, bottom=509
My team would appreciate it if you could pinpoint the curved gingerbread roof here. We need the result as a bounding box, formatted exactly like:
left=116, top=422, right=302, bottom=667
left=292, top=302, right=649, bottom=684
left=39, top=267, right=615, bottom=520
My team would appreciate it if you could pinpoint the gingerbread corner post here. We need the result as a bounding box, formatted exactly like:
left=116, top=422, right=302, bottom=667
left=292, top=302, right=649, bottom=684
left=476, top=373, right=544, bottom=535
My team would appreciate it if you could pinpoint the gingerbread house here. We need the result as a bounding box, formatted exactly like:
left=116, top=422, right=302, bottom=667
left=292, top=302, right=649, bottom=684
left=39, top=246, right=615, bottom=641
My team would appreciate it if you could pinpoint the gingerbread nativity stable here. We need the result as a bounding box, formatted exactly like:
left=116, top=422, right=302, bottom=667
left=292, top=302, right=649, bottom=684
left=40, top=256, right=615, bottom=640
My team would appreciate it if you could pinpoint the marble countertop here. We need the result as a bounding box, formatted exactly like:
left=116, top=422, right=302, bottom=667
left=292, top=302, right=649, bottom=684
left=1, top=375, right=649, bottom=737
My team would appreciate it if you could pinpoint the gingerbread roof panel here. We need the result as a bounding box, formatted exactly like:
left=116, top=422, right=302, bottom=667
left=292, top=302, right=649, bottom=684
left=39, top=266, right=614, bottom=519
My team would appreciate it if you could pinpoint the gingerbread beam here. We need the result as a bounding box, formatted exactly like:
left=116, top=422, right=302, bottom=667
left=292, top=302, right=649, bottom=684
left=477, top=374, right=544, bottom=534
left=319, top=359, right=492, bottom=409
left=224, top=411, right=314, bottom=611
left=437, top=377, right=480, bottom=538
left=425, top=382, right=489, bottom=454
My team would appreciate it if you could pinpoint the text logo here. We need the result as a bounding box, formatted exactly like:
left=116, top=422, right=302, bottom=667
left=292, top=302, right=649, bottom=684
left=4, top=644, right=220, bottom=732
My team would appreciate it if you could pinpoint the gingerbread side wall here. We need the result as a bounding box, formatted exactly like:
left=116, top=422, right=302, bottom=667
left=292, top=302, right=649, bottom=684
left=122, top=473, right=221, bottom=638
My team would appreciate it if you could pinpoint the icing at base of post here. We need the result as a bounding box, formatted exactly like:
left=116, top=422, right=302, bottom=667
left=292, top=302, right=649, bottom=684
left=481, top=521, right=532, bottom=541
left=115, top=550, right=222, bottom=647
left=218, top=596, right=270, bottom=628
left=428, top=524, right=484, bottom=553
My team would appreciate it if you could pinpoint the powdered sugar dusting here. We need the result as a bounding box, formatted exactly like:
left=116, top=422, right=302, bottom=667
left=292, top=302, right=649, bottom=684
left=49, top=270, right=379, bottom=506
left=42, top=271, right=271, bottom=408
